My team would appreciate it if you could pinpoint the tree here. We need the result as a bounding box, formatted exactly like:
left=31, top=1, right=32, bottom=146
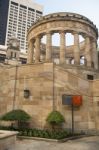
left=1, top=109, right=31, bottom=129
left=46, top=111, right=65, bottom=130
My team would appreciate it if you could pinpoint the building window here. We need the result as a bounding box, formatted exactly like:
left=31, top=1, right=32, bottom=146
left=36, top=10, right=42, bottom=15
left=87, top=75, right=94, bottom=80
left=11, top=1, right=18, bottom=6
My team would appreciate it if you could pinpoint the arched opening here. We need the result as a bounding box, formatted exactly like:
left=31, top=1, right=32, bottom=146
left=52, top=33, right=60, bottom=64
left=79, top=35, right=85, bottom=43
left=52, top=33, right=60, bottom=46
left=71, top=58, right=74, bottom=64
left=66, top=33, right=74, bottom=46
left=80, top=56, right=85, bottom=65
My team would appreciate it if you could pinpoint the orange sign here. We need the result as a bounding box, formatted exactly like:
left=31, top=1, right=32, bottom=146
left=72, top=96, right=82, bottom=106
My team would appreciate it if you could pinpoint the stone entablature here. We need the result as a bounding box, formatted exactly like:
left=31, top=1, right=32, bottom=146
left=27, top=12, right=98, bottom=70
left=28, top=12, right=98, bottom=38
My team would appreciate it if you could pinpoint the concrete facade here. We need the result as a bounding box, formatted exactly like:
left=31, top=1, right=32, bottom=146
left=0, top=12, right=99, bottom=132
left=0, top=0, right=43, bottom=52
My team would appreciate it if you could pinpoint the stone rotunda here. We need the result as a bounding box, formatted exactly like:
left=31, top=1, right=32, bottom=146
left=1, top=12, right=99, bottom=132
left=27, top=12, right=98, bottom=70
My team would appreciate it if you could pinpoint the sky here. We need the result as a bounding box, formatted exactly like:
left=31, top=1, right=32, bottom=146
left=35, top=0, right=99, bottom=29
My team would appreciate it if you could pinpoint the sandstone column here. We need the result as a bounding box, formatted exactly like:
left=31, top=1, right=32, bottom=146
left=91, top=39, right=98, bottom=70
left=46, top=32, right=52, bottom=61
left=85, top=36, right=92, bottom=67
left=27, top=39, right=34, bottom=64
left=73, top=32, right=80, bottom=65
left=35, top=36, right=41, bottom=63
left=60, top=31, right=66, bottom=64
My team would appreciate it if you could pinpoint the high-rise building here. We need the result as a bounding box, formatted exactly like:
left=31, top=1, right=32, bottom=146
left=0, top=0, right=43, bottom=52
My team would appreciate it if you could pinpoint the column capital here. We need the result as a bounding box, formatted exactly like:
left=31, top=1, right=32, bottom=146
left=84, top=35, right=91, bottom=39
left=35, top=34, right=42, bottom=40
left=90, top=38, right=97, bottom=43
left=72, top=31, right=79, bottom=36
left=46, top=31, right=53, bottom=35
left=85, top=36, right=90, bottom=43
left=80, top=33, right=87, bottom=39
left=30, top=38, right=35, bottom=42
left=59, top=30, right=66, bottom=34
left=29, top=38, right=35, bottom=46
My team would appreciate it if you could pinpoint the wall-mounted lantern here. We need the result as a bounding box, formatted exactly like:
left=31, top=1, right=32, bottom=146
left=24, top=89, right=30, bottom=98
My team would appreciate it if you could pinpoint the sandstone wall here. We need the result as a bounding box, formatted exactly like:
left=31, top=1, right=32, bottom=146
left=91, top=80, right=99, bottom=130
left=0, top=63, right=54, bottom=128
left=54, top=66, right=95, bottom=131
left=0, top=63, right=99, bottom=131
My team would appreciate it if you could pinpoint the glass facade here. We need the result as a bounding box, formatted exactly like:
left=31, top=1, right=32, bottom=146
left=0, top=0, right=43, bottom=52
left=0, top=0, right=9, bottom=45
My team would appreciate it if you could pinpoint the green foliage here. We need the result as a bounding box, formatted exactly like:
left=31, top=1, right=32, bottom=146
left=46, top=111, right=65, bottom=125
left=0, top=126, right=84, bottom=139
left=1, top=109, right=31, bottom=121
left=18, top=128, right=68, bottom=139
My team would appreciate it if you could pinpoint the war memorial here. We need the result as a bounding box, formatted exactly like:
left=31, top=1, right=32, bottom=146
left=0, top=12, right=99, bottom=133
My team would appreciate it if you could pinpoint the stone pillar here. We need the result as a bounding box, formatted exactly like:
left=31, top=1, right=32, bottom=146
left=91, top=39, right=98, bottom=70
left=73, top=32, right=80, bottom=65
left=46, top=32, right=52, bottom=61
left=60, top=31, right=66, bottom=64
left=35, top=36, right=41, bottom=63
left=27, top=39, right=34, bottom=64
left=85, top=36, right=92, bottom=67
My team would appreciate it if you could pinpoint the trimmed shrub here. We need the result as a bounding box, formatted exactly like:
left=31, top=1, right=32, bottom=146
left=1, top=109, right=31, bottom=129
left=46, top=111, right=65, bottom=130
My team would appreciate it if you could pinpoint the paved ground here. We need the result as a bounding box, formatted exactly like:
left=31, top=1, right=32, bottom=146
left=11, top=136, right=99, bottom=150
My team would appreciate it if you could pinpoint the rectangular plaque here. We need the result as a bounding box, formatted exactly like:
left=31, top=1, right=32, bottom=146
left=62, top=95, right=72, bottom=105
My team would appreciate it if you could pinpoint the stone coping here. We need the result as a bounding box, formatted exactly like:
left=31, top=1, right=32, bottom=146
left=18, top=134, right=92, bottom=143
left=0, top=130, right=18, bottom=139
left=58, top=64, right=99, bottom=72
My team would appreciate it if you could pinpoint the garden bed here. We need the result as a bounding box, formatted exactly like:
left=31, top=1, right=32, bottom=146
left=17, top=128, right=86, bottom=142
left=18, top=128, right=70, bottom=140
left=18, top=134, right=87, bottom=142
left=0, top=126, right=85, bottom=142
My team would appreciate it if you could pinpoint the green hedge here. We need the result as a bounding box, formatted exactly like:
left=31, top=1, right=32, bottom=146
left=0, top=126, right=70, bottom=140
left=0, top=126, right=84, bottom=140
left=18, top=128, right=68, bottom=139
